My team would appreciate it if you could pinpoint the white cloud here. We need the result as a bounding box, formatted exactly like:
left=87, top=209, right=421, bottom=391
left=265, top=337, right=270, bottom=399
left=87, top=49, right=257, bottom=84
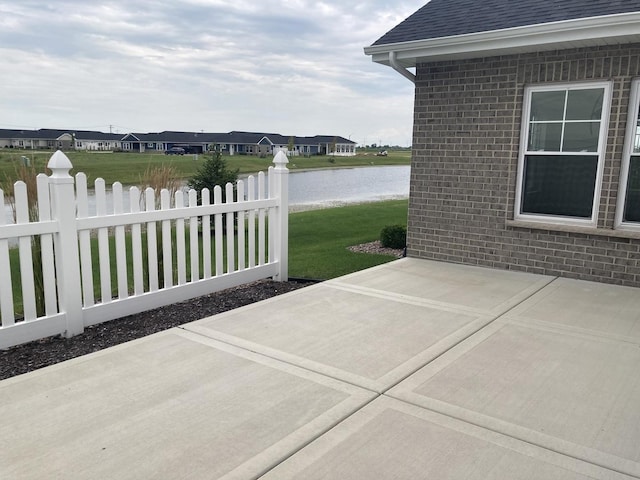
left=0, top=0, right=425, bottom=146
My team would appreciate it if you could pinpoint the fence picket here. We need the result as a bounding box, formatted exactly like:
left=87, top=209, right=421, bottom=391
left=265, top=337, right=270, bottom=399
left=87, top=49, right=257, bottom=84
left=202, top=189, right=212, bottom=279
left=226, top=183, right=235, bottom=274
left=113, top=182, right=128, bottom=299
left=214, top=186, right=223, bottom=275
left=267, top=167, right=277, bottom=263
left=15, top=182, right=37, bottom=321
left=36, top=174, right=57, bottom=316
left=189, top=189, right=199, bottom=282
left=0, top=191, right=15, bottom=325
left=95, top=179, right=112, bottom=304
left=247, top=176, right=256, bottom=269
left=76, top=173, right=95, bottom=307
left=237, top=180, right=246, bottom=270
left=145, top=188, right=159, bottom=292
left=129, top=187, right=144, bottom=296
left=161, top=189, right=173, bottom=288
left=258, top=172, right=266, bottom=265
left=175, top=191, right=187, bottom=285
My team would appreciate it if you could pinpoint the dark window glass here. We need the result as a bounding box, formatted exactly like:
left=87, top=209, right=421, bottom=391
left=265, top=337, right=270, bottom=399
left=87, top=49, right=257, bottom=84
left=522, top=155, right=598, bottom=218
left=562, top=122, right=600, bottom=152
left=528, top=122, right=562, bottom=151
left=566, top=89, right=604, bottom=120
left=530, top=91, right=565, bottom=121
left=624, top=156, right=640, bottom=222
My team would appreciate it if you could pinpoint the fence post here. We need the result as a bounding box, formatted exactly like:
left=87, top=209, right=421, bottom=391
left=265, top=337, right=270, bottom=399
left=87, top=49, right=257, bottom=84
left=48, top=151, right=84, bottom=337
left=272, top=151, right=289, bottom=281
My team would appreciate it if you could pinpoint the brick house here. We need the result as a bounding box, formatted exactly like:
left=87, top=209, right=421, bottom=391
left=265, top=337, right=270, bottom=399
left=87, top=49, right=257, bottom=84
left=365, top=0, right=640, bottom=287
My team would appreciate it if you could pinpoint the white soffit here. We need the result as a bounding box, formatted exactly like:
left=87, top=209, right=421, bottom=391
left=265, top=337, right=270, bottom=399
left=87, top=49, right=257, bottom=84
left=364, top=12, right=640, bottom=67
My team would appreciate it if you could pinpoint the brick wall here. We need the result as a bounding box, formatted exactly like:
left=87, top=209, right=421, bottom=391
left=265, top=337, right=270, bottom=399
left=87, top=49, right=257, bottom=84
left=409, top=44, right=640, bottom=286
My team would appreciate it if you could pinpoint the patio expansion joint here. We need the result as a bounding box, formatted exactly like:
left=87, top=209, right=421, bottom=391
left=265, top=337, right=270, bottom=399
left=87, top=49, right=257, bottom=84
left=324, top=281, right=491, bottom=317
left=177, top=324, right=383, bottom=395
left=255, top=393, right=384, bottom=479
left=506, top=316, right=640, bottom=347
left=168, top=330, right=392, bottom=479
left=382, top=393, right=640, bottom=479
left=365, top=276, right=564, bottom=398
left=179, top=274, right=565, bottom=408
left=180, top=275, right=562, bottom=402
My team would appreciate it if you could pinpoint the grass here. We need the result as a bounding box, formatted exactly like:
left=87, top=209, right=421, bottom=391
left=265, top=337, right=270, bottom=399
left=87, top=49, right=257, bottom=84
left=289, top=200, right=408, bottom=279
left=0, top=149, right=411, bottom=186
left=7, top=200, right=408, bottom=316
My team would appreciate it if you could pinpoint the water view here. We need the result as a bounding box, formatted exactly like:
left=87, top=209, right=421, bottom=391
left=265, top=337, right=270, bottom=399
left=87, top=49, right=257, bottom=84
left=3, top=165, right=410, bottom=222
left=288, top=165, right=410, bottom=210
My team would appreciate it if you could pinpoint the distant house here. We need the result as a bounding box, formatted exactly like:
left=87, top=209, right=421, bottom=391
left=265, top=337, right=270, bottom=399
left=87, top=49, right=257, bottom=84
left=0, top=129, right=356, bottom=157
left=365, top=0, right=640, bottom=287
left=0, top=129, right=124, bottom=151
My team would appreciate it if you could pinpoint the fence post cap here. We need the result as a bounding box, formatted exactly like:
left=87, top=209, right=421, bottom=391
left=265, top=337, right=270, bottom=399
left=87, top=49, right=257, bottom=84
left=273, top=151, right=289, bottom=170
left=47, top=150, right=73, bottom=178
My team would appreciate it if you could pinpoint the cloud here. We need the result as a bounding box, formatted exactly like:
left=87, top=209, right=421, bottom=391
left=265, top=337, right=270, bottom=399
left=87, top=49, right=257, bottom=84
left=0, top=0, right=425, bottom=146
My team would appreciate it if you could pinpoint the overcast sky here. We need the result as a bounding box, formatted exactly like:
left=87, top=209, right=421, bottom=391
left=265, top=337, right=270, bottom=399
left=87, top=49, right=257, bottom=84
left=0, top=1, right=426, bottom=147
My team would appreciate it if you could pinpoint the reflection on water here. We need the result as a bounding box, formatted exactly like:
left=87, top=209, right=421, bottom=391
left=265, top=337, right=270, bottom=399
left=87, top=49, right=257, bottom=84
left=288, top=166, right=409, bottom=209
left=3, top=165, right=410, bottom=222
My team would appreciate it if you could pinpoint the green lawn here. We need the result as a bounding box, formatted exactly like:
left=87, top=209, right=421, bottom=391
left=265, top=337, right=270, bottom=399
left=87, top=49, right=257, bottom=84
left=0, top=149, right=411, bottom=186
left=289, top=200, right=408, bottom=279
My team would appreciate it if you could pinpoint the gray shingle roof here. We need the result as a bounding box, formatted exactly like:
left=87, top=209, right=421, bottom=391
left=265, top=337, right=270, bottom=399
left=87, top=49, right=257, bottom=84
left=0, top=129, right=356, bottom=146
left=372, top=0, right=640, bottom=46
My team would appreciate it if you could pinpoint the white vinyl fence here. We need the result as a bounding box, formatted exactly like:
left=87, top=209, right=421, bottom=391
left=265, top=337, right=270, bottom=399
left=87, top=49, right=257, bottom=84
left=0, top=150, right=289, bottom=349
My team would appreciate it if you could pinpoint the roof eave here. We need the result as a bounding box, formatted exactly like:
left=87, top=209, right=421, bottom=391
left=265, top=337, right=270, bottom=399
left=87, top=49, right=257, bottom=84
left=364, top=12, right=640, bottom=67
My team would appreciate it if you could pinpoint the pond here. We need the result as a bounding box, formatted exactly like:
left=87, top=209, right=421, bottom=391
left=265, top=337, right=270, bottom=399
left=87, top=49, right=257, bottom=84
left=3, top=165, right=410, bottom=221
left=288, top=165, right=410, bottom=210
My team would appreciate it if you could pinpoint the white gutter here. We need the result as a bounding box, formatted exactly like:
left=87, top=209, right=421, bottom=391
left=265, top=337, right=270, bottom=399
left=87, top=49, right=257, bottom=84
left=365, top=11, right=640, bottom=67
left=388, top=51, right=415, bottom=83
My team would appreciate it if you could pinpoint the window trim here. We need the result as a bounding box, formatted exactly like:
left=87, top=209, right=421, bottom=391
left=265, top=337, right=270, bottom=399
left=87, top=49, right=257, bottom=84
left=615, top=77, right=640, bottom=232
left=514, top=81, right=612, bottom=227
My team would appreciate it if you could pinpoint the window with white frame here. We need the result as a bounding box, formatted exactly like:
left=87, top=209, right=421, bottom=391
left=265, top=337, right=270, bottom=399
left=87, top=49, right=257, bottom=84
left=516, top=82, right=611, bottom=225
left=617, top=78, right=640, bottom=229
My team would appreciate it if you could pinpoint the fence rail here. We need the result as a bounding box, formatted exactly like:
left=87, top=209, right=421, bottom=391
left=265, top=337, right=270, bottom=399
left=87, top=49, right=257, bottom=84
left=0, top=150, right=289, bottom=349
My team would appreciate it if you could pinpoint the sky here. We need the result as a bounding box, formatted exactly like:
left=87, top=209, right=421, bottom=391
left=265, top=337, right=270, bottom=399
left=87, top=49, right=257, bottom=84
left=0, top=1, right=426, bottom=147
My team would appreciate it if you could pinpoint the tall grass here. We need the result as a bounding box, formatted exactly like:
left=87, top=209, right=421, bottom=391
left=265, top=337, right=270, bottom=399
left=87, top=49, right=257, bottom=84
left=137, top=164, right=183, bottom=289
left=1, top=163, right=46, bottom=316
left=138, top=164, right=182, bottom=209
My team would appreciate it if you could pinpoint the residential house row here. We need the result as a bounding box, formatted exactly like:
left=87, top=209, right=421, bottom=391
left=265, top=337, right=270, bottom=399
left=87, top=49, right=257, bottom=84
left=0, top=129, right=357, bottom=156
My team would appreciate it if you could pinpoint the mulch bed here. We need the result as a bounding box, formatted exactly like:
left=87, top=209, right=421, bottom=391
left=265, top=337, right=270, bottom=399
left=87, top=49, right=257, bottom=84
left=347, top=240, right=404, bottom=258
left=0, top=279, right=313, bottom=381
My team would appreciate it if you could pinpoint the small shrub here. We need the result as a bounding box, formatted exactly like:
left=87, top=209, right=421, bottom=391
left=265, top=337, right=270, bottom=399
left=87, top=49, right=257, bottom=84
left=187, top=150, right=238, bottom=202
left=380, top=224, right=406, bottom=249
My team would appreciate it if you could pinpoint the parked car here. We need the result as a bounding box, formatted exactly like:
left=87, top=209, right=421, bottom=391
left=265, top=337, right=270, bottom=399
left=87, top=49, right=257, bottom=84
left=165, top=147, right=186, bottom=155
left=376, top=150, right=388, bottom=156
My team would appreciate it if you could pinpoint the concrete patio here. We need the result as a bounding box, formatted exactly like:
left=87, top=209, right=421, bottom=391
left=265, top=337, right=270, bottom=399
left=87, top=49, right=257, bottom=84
left=1, top=258, right=639, bottom=479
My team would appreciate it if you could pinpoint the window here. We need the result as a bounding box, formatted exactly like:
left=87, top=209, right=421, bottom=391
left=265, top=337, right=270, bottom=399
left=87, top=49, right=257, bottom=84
left=515, top=82, right=611, bottom=225
left=617, top=79, right=640, bottom=230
